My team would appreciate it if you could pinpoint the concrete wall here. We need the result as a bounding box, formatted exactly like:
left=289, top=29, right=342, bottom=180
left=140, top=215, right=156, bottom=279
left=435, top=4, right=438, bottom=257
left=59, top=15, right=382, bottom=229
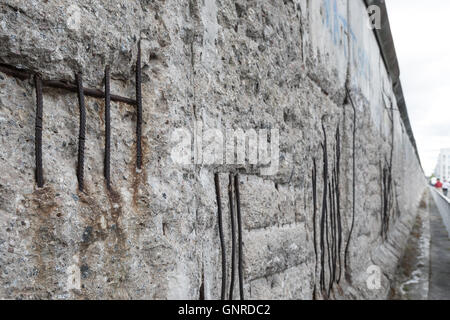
left=0, top=0, right=426, bottom=299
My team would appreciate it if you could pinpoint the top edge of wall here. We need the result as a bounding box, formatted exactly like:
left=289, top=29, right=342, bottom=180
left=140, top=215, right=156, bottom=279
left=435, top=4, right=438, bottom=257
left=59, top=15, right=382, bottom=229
left=363, top=0, right=423, bottom=169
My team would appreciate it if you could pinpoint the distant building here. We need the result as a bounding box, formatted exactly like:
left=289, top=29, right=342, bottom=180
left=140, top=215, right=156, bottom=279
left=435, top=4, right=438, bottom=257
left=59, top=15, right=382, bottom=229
left=434, top=149, right=450, bottom=181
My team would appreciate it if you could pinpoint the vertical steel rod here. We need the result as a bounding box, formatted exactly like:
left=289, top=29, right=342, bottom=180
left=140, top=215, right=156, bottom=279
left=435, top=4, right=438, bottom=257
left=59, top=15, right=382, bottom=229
left=234, top=173, right=244, bottom=300
left=228, top=174, right=236, bottom=300
left=214, top=173, right=226, bottom=300
left=344, top=88, right=356, bottom=270
left=104, top=66, right=111, bottom=190
left=34, top=74, right=44, bottom=188
left=312, top=158, right=318, bottom=283
left=136, top=40, right=143, bottom=170
left=335, top=127, right=343, bottom=283
left=76, top=73, right=86, bottom=192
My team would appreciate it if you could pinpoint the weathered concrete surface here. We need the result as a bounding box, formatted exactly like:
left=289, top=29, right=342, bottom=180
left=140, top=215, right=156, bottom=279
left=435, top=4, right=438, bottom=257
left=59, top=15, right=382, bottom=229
left=0, top=0, right=426, bottom=299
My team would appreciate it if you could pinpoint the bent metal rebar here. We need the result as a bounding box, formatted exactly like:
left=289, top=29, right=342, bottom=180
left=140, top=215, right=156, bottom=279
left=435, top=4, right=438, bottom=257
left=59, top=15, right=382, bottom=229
left=213, top=172, right=246, bottom=301
left=312, top=121, right=343, bottom=298
left=0, top=64, right=136, bottom=105
left=0, top=41, right=144, bottom=188
left=344, top=88, right=357, bottom=271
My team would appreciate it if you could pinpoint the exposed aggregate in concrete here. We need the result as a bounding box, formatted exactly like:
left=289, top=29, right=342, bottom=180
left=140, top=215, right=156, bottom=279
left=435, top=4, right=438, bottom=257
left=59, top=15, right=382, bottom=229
left=0, top=0, right=426, bottom=299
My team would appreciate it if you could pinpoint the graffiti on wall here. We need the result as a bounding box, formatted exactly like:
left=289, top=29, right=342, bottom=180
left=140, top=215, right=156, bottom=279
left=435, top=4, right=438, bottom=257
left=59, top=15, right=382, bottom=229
left=321, top=0, right=372, bottom=82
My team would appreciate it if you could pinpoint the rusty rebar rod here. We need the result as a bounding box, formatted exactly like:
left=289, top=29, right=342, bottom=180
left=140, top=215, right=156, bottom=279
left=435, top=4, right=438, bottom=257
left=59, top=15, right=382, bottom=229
left=214, top=173, right=226, bottom=300
left=228, top=174, right=236, bottom=300
left=104, top=66, right=111, bottom=190
left=234, top=173, right=244, bottom=300
left=312, top=158, right=318, bottom=275
left=0, top=63, right=136, bottom=105
left=319, top=129, right=328, bottom=294
left=136, top=40, right=143, bottom=170
left=43, top=80, right=136, bottom=105
left=344, top=87, right=357, bottom=270
left=0, top=64, right=30, bottom=80
left=321, top=123, right=332, bottom=297
left=76, top=73, right=86, bottom=192
left=335, top=127, right=343, bottom=284
left=34, top=74, right=44, bottom=188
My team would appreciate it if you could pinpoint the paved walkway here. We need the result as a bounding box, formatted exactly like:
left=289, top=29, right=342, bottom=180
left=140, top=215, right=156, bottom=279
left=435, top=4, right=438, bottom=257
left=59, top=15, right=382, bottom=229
left=428, top=192, right=450, bottom=300
left=389, top=206, right=430, bottom=300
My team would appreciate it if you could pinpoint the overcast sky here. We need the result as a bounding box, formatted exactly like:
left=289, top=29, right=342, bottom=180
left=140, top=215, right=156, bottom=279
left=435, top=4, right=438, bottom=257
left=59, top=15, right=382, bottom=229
left=386, top=1, right=450, bottom=176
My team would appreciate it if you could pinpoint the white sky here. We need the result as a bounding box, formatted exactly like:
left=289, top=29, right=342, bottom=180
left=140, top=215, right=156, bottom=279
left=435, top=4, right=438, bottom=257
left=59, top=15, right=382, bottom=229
left=386, top=1, right=450, bottom=176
